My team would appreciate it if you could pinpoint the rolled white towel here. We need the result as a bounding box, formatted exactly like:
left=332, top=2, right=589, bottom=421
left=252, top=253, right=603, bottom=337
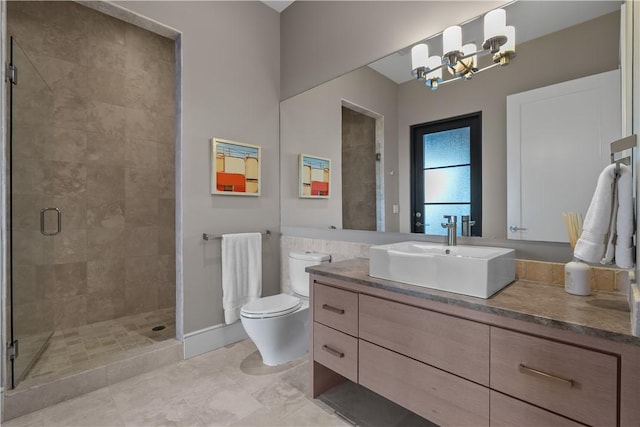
left=574, top=164, right=617, bottom=264
left=574, top=163, right=635, bottom=268
left=609, top=163, right=634, bottom=268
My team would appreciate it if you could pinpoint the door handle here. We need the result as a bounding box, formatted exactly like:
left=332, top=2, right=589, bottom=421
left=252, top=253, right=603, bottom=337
left=322, top=345, right=344, bottom=359
left=509, top=225, right=528, bottom=233
left=40, top=207, right=61, bottom=236
left=322, top=304, right=345, bottom=315
left=518, top=364, right=574, bottom=388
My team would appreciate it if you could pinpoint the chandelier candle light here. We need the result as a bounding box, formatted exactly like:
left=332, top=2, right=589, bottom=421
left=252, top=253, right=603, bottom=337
left=411, top=8, right=516, bottom=89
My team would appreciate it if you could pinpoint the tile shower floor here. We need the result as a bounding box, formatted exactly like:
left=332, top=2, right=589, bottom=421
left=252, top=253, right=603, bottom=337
left=22, top=308, right=175, bottom=386
left=5, top=338, right=435, bottom=427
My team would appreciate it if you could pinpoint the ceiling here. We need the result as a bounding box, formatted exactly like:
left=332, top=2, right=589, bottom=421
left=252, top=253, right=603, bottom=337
left=262, top=0, right=295, bottom=13
left=368, top=0, right=623, bottom=84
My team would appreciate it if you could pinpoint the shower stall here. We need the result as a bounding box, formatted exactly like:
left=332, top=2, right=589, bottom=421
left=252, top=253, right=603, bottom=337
left=5, top=1, right=177, bottom=390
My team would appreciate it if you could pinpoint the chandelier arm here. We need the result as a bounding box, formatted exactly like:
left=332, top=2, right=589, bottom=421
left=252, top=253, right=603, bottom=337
left=473, top=62, right=501, bottom=74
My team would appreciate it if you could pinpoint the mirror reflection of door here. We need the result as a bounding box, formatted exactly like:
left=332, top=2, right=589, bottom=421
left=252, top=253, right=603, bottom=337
left=342, top=106, right=378, bottom=231
left=410, top=112, right=482, bottom=236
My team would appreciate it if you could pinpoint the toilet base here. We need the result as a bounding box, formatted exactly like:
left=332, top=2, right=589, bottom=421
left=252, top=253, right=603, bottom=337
left=241, top=303, right=309, bottom=366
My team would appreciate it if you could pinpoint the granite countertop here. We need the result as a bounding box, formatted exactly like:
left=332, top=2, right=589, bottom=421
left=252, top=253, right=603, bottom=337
left=307, top=257, right=639, bottom=346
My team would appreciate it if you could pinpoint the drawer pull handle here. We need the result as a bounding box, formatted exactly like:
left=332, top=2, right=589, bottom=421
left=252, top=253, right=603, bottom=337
left=322, top=345, right=344, bottom=359
left=518, top=364, right=574, bottom=388
left=322, top=304, right=345, bottom=315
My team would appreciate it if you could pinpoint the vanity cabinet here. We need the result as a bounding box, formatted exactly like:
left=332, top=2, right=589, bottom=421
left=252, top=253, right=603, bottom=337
left=313, top=322, right=358, bottom=383
left=313, top=283, right=358, bottom=336
left=491, top=328, right=618, bottom=426
left=309, top=272, right=640, bottom=427
left=312, top=284, right=359, bottom=383
left=359, top=339, right=490, bottom=426
left=490, top=391, right=584, bottom=427
left=359, top=294, right=490, bottom=386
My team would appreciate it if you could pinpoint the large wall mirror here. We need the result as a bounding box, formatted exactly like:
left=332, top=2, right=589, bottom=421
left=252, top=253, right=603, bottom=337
left=280, top=1, right=624, bottom=243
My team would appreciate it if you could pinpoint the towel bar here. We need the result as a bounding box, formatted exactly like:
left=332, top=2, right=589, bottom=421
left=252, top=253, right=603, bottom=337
left=203, top=230, right=272, bottom=241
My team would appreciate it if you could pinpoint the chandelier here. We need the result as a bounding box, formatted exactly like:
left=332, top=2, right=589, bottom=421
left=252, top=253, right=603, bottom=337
left=411, top=8, right=516, bottom=90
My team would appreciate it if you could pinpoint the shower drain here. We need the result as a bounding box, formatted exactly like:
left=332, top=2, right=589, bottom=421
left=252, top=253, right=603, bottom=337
left=152, top=325, right=166, bottom=331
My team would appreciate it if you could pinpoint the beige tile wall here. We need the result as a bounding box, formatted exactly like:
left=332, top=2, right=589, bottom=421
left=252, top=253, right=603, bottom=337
left=8, top=1, right=176, bottom=331
left=515, top=259, right=629, bottom=294
left=342, top=107, right=377, bottom=231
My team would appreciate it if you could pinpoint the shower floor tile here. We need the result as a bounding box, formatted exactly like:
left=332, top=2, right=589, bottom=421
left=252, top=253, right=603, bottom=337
left=24, top=308, right=175, bottom=382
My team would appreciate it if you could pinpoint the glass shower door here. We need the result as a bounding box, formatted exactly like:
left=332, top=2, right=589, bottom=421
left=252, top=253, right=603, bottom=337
left=8, top=37, right=56, bottom=388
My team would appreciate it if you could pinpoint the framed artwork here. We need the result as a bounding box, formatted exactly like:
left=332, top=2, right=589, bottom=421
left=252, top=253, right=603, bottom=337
left=299, top=154, right=331, bottom=198
left=211, top=138, right=261, bottom=196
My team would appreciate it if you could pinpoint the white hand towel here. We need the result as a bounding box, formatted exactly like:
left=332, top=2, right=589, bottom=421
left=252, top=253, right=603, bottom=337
left=574, top=163, right=635, bottom=268
left=606, top=163, right=634, bottom=268
left=222, top=233, right=262, bottom=324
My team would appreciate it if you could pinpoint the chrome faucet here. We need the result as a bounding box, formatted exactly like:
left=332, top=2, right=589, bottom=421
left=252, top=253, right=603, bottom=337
left=461, top=215, right=476, bottom=237
left=441, top=215, right=457, bottom=246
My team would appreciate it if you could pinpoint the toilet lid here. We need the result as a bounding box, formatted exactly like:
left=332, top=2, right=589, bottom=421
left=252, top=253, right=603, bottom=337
left=240, top=294, right=302, bottom=319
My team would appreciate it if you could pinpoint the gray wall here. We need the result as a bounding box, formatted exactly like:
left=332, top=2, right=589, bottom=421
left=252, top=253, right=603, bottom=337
left=280, top=0, right=509, bottom=99
left=398, top=12, right=620, bottom=238
left=280, top=65, right=398, bottom=231
left=116, top=1, right=281, bottom=334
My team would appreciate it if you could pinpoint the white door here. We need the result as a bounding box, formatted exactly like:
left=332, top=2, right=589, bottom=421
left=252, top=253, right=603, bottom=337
left=507, top=70, right=621, bottom=242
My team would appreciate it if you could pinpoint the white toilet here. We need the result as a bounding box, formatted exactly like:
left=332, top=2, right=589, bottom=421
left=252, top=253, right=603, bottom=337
left=240, top=250, right=331, bottom=366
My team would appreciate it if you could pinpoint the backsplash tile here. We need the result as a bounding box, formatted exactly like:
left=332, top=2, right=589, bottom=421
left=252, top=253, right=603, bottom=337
left=516, top=259, right=628, bottom=294
left=282, top=236, right=628, bottom=295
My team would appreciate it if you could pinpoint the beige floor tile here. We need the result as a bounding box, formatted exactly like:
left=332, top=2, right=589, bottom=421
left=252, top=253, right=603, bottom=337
left=120, top=397, right=205, bottom=427
left=109, top=370, right=185, bottom=414
left=281, top=400, right=352, bottom=427
left=250, top=380, right=308, bottom=417
left=278, top=361, right=309, bottom=396
left=41, top=388, right=123, bottom=427
left=184, top=383, right=264, bottom=426
left=5, top=338, right=430, bottom=427
left=230, top=408, right=287, bottom=427
left=1, top=410, right=45, bottom=427
left=221, top=351, right=299, bottom=395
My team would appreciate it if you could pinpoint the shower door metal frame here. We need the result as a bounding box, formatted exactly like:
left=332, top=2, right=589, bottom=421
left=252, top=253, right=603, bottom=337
left=7, top=34, right=17, bottom=389
left=7, top=36, right=56, bottom=389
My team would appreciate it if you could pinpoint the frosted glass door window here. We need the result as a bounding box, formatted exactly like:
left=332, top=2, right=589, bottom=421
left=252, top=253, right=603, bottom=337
left=423, top=204, right=471, bottom=236
left=423, top=128, right=471, bottom=168
left=410, top=113, right=482, bottom=236
left=424, top=165, right=471, bottom=203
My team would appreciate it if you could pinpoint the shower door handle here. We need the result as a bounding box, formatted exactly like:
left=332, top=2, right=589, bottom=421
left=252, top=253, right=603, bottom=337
left=40, top=207, right=61, bottom=236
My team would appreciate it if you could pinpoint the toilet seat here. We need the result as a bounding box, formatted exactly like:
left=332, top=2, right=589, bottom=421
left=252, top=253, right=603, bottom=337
left=240, top=294, right=302, bottom=319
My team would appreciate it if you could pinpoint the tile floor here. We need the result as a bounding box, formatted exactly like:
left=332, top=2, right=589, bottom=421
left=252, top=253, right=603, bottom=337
left=4, top=339, right=433, bottom=427
left=20, top=308, right=175, bottom=387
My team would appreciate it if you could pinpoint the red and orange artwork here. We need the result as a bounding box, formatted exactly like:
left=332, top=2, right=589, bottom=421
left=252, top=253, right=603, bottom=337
left=299, top=154, right=330, bottom=198
left=211, top=138, right=261, bottom=196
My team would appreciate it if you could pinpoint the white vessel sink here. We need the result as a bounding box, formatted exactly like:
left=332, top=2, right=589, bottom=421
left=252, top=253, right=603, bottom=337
left=369, top=241, right=516, bottom=298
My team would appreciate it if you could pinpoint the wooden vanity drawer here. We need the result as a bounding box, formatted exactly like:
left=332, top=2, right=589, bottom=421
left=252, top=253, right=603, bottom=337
left=314, top=283, right=358, bottom=336
left=359, top=339, right=489, bottom=427
left=313, top=322, right=358, bottom=383
left=490, top=328, right=618, bottom=427
left=359, top=294, right=490, bottom=385
left=490, top=391, right=584, bottom=427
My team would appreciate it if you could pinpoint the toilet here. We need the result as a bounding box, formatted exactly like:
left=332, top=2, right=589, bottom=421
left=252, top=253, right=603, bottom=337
left=240, top=250, right=331, bottom=366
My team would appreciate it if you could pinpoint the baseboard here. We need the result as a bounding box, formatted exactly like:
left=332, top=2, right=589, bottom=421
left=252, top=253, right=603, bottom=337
left=183, top=321, right=248, bottom=359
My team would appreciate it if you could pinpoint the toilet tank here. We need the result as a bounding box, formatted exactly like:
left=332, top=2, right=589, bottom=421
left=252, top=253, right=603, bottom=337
left=289, top=251, right=331, bottom=297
